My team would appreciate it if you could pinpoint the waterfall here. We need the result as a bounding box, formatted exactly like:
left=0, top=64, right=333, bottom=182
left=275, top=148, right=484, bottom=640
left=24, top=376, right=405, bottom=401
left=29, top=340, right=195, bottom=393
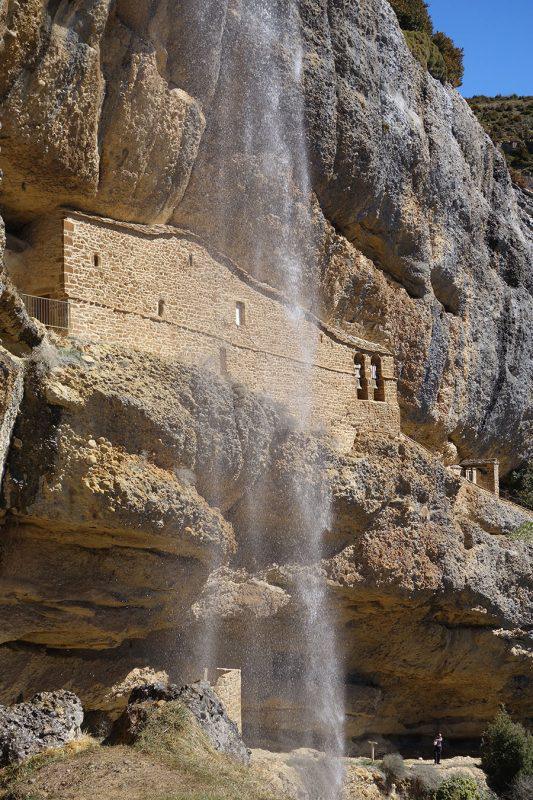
left=183, top=2, right=345, bottom=795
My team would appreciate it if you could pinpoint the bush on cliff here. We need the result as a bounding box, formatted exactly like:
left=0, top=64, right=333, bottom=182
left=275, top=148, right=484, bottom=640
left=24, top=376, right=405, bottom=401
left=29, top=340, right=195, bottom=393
left=388, top=0, right=432, bottom=33
left=403, top=31, right=447, bottom=83
left=481, top=709, right=533, bottom=793
left=434, top=773, right=481, bottom=800
left=388, top=0, right=464, bottom=86
left=432, top=32, right=464, bottom=88
left=503, top=461, right=533, bottom=511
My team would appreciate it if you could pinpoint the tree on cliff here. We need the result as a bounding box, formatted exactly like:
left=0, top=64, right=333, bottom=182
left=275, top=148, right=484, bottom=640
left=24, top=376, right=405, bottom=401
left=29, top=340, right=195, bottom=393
left=388, top=0, right=464, bottom=87
left=432, top=32, right=465, bottom=88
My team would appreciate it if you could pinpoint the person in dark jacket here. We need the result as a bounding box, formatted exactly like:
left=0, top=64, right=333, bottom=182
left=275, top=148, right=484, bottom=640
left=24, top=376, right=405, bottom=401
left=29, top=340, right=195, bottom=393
left=433, top=732, right=443, bottom=764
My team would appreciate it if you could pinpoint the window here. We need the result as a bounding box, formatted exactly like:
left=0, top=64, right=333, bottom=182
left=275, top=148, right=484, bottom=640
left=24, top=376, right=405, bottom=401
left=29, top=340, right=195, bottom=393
left=371, top=355, right=385, bottom=402
left=235, top=301, right=245, bottom=327
left=354, top=354, right=369, bottom=400
left=93, top=254, right=101, bottom=268
left=189, top=253, right=194, bottom=267
left=158, top=298, right=165, bottom=317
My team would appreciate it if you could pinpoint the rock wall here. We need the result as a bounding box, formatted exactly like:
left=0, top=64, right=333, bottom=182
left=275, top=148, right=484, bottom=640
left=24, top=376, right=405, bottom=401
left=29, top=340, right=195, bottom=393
left=0, top=0, right=531, bottom=755
left=0, top=340, right=530, bottom=749
left=0, top=0, right=531, bottom=468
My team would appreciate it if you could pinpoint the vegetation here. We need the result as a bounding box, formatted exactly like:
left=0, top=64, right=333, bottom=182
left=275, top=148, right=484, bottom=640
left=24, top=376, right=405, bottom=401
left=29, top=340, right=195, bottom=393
left=409, top=764, right=443, bottom=799
left=509, top=522, right=533, bottom=543
left=467, top=95, right=533, bottom=186
left=434, top=773, right=481, bottom=800
left=509, top=774, right=533, bottom=800
left=0, top=703, right=282, bottom=800
left=481, top=709, right=533, bottom=794
left=388, top=0, right=464, bottom=87
left=501, top=461, right=533, bottom=511
left=382, top=752, right=407, bottom=789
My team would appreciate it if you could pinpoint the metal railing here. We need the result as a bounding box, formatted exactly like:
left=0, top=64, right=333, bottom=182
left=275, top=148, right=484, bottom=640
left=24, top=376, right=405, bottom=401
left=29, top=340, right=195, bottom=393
left=20, top=294, right=70, bottom=330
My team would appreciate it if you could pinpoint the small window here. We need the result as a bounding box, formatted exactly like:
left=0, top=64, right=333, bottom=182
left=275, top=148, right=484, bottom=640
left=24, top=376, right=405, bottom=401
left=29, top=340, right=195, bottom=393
left=189, top=253, right=194, bottom=267
left=158, top=298, right=165, bottom=317
left=235, top=301, right=245, bottom=327
left=93, top=254, right=101, bottom=268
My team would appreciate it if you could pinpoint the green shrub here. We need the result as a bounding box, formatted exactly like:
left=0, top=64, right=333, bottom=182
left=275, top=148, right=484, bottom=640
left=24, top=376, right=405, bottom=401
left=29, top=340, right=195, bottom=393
left=435, top=773, right=480, bottom=800
left=504, top=462, right=533, bottom=510
left=388, top=0, right=433, bottom=33
left=403, top=30, right=446, bottom=82
left=509, top=522, right=533, bottom=542
left=432, top=32, right=464, bottom=88
left=481, top=709, right=533, bottom=793
left=390, top=2, right=463, bottom=87
left=382, top=753, right=406, bottom=788
left=409, top=764, right=443, bottom=799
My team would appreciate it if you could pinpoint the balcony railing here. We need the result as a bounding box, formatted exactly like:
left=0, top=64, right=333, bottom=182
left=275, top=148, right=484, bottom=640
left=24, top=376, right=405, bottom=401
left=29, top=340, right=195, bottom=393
left=20, top=294, right=70, bottom=330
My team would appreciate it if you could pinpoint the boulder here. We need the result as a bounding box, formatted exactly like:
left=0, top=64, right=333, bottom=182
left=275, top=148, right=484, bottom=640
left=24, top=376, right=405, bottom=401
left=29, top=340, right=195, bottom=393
left=0, top=690, right=83, bottom=766
left=111, top=680, right=250, bottom=764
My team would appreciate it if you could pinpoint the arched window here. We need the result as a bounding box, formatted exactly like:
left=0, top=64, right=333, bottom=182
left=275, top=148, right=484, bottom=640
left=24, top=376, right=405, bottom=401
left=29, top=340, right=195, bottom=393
left=93, top=253, right=101, bottom=268
left=354, top=353, right=369, bottom=400
left=371, top=355, right=385, bottom=402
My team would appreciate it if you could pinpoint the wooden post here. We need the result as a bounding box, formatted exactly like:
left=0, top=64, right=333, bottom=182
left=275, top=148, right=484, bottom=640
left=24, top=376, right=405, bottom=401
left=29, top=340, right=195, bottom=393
left=368, top=740, right=378, bottom=761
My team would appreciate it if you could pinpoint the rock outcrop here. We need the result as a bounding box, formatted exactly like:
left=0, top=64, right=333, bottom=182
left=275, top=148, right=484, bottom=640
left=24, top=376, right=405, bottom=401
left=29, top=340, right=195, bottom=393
left=0, top=690, right=83, bottom=766
left=0, top=341, right=529, bottom=749
left=111, top=681, right=250, bottom=763
left=0, top=0, right=531, bottom=466
left=0, top=0, right=531, bottom=758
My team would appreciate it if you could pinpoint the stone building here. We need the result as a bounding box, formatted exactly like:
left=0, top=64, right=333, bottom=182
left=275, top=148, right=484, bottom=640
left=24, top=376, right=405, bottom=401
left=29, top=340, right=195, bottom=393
left=450, top=460, right=500, bottom=497
left=5, top=210, right=400, bottom=452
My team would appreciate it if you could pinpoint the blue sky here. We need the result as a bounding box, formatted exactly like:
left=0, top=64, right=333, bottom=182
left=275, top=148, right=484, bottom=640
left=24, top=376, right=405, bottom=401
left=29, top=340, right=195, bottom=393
left=427, top=0, right=533, bottom=97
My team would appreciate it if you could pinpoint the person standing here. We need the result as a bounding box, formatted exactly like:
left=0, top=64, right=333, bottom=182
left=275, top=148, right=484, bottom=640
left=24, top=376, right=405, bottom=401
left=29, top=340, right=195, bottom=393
left=433, top=732, right=443, bottom=765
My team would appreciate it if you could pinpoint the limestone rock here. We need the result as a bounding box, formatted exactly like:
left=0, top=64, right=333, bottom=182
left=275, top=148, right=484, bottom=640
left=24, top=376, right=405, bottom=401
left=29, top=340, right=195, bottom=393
left=0, top=342, right=530, bottom=747
left=0, top=0, right=530, bottom=466
left=0, top=690, right=83, bottom=766
left=111, top=680, right=250, bottom=764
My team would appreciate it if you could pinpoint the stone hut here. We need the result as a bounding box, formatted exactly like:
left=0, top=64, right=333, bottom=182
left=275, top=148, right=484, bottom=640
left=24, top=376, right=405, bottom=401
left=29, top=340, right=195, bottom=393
left=450, top=460, right=500, bottom=496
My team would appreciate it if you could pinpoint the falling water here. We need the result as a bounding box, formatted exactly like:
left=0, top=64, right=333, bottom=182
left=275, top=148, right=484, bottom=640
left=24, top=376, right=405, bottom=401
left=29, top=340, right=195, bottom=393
left=182, top=2, right=345, bottom=795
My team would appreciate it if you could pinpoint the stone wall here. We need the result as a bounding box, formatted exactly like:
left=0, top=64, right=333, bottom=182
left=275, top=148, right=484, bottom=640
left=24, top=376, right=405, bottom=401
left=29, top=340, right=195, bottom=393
left=209, top=669, right=242, bottom=733
left=22, top=211, right=401, bottom=448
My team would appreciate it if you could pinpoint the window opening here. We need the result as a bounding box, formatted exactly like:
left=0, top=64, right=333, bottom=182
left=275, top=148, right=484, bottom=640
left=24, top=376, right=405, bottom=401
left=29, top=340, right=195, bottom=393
left=158, top=298, right=165, bottom=317
left=371, top=355, right=385, bottom=402
left=93, top=254, right=101, bottom=268
left=354, top=354, right=369, bottom=400
left=235, top=301, right=245, bottom=327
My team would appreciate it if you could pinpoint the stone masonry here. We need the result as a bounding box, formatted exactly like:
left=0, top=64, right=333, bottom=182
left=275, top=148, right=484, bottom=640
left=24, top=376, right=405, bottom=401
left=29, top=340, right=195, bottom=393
left=7, top=211, right=401, bottom=450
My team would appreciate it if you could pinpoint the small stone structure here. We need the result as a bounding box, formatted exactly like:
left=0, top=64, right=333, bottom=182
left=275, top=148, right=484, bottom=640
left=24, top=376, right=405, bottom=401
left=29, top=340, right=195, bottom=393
left=204, top=668, right=242, bottom=733
left=5, top=211, right=401, bottom=451
left=450, top=460, right=500, bottom=496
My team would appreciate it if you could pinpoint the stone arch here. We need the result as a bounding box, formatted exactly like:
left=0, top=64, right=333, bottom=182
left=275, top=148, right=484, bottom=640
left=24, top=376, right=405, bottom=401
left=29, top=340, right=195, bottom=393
left=371, top=355, right=385, bottom=402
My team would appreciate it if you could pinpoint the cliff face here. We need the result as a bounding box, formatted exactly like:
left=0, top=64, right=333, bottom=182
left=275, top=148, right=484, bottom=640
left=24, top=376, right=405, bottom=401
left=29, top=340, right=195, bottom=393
left=1, top=0, right=531, bottom=466
left=0, top=341, right=530, bottom=747
left=0, top=0, right=531, bottom=750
